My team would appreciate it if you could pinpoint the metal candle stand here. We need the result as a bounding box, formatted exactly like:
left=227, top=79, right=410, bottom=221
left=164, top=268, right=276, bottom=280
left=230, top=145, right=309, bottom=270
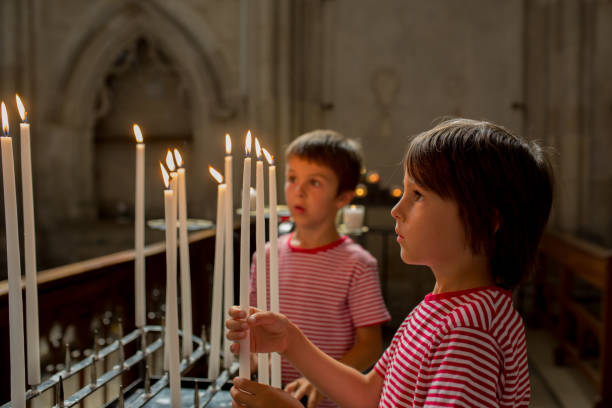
left=1, top=325, right=237, bottom=408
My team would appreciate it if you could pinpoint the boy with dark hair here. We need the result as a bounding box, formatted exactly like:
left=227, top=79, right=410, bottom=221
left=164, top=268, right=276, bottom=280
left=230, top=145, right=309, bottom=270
left=232, top=118, right=554, bottom=407
left=249, top=129, right=391, bottom=408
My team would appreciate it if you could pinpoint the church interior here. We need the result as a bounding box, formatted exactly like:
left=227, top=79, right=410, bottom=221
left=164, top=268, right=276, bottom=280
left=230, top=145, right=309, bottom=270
left=1, top=0, right=611, bottom=407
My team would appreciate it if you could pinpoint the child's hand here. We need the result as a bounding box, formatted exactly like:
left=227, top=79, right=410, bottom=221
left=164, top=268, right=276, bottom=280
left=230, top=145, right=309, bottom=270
left=231, top=377, right=303, bottom=408
left=285, top=377, right=324, bottom=408
left=226, top=306, right=292, bottom=354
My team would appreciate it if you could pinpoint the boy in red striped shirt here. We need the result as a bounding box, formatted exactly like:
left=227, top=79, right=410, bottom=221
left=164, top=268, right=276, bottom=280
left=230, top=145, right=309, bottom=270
left=249, top=130, right=391, bottom=408
left=229, top=119, right=553, bottom=408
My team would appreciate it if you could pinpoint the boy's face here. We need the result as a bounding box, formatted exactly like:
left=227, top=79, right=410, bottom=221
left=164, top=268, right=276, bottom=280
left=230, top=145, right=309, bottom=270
left=285, top=156, right=351, bottom=230
left=391, top=174, right=471, bottom=269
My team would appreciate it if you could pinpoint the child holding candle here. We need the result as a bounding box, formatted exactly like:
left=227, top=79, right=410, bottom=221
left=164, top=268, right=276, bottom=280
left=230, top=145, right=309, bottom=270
left=228, top=118, right=554, bottom=407
left=249, top=130, right=391, bottom=408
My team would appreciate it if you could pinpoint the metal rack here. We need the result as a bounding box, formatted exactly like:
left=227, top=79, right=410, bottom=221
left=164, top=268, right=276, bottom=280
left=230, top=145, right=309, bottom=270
left=1, top=325, right=236, bottom=408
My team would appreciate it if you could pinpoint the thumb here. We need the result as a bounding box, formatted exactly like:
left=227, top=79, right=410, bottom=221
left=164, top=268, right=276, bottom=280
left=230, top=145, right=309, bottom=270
left=247, top=311, right=280, bottom=327
left=233, top=377, right=267, bottom=395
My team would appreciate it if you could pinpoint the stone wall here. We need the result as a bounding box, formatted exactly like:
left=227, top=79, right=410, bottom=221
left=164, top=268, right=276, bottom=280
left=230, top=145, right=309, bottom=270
left=0, top=0, right=611, bottom=272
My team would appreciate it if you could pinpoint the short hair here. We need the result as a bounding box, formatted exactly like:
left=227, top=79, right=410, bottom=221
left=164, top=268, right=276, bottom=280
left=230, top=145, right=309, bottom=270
left=404, top=118, right=554, bottom=290
left=285, top=130, right=362, bottom=194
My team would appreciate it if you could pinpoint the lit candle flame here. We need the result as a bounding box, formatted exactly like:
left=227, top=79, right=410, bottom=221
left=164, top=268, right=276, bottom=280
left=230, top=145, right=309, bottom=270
left=390, top=186, right=402, bottom=198
left=255, top=138, right=262, bottom=159
left=366, top=171, right=380, bottom=184
left=209, top=166, right=224, bottom=184
left=226, top=134, right=232, bottom=155
left=245, top=130, right=252, bottom=156
left=355, top=183, right=367, bottom=198
left=15, top=94, right=27, bottom=122
left=1, top=102, right=8, bottom=135
left=166, top=150, right=176, bottom=172
left=133, top=124, right=143, bottom=143
left=262, top=148, right=273, bottom=165
left=160, top=162, right=170, bottom=189
left=174, top=148, right=183, bottom=167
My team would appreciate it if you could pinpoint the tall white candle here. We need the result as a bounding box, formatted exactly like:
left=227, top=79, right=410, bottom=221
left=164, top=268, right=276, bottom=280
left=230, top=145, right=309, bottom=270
left=208, top=166, right=225, bottom=379
left=164, top=150, right=178, bottom=371
left=223, top=134, right=234, bottom=368
left=161, top=163, right=181, bottom=406
left=175, top=149, right=193, bottom=358
left=239, top=131, right=252, bottom=378
left=263, top=148, right=281, bottom=388
left=133, top=124, right=146, bottom=329
left=255, top=139, right=269, bottom=385
left=1, top=102, right=26, bottom=408
left=16, top=95, right=40, bottom=387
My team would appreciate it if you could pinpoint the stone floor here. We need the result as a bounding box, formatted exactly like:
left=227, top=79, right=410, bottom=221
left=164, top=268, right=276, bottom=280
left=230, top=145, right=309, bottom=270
left=527, top=328, right=600, bottom=407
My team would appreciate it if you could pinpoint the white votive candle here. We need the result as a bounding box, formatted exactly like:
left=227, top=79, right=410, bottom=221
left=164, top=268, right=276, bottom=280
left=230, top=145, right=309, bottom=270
left=16, top=95, right=40, bottom=387
left=255, top=139, right=269, bottom=385
left=133, top=124, right=146, bottom=329
left=223, top=134, right=234, bottom=368
left=208, top=166, right=225, bottom=379
left=239, top=131, right=252, bottom=378
left=263, top=148, right=281, bottom=388
left=1, top=102, right=26, bottom=408
left=161, top=163, right=181, bottom=406
left=175, top=149, right=193, bottom=358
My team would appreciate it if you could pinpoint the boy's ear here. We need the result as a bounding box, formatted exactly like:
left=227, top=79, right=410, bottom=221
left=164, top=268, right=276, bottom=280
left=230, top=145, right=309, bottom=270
left=336, top=190, right=355, bottom=209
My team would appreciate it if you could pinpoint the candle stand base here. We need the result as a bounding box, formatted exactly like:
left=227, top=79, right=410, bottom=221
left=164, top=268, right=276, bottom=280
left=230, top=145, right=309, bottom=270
left=0, top=326, right=237, bottom=408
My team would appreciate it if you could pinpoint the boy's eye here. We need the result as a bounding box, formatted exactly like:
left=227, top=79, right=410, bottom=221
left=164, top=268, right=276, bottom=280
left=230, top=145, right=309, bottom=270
left=287, top=175, right=296, bottom=183
left=311, top=179, right=321, bottom=187
left=413, top=190, right=423, bottom=201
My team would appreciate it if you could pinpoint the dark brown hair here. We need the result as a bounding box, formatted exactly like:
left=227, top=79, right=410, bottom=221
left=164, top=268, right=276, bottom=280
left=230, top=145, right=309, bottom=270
left=285, top=129, right=362, bottom=194
left=404, top=118, right=554, bottom=290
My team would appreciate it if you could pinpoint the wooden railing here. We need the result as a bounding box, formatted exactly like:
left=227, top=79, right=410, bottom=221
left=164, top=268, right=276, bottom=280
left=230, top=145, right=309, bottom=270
left=536, top=230, right=612, bottom=408
left=0, top=225, right=246, bottom=404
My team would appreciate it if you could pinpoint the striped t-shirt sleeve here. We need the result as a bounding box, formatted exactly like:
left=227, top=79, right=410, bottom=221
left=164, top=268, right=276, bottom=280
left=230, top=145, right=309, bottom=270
left=348, top=258, right=391, bottom=327
left=420, top=327, right=502, bottom=408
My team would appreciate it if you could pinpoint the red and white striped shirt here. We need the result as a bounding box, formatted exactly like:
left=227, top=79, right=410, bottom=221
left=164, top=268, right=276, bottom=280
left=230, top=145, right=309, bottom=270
left=374, top=286, right=530, bottom=408
left=251, top=233, right=391, bottom=407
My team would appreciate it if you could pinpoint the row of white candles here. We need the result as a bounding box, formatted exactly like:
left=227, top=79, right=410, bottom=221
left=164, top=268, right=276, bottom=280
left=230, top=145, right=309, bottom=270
left=207, top=131, right=281, bottom=387
left=1, top=97, right=40, bottom=408
left=1, top=96, right=279, bottom=405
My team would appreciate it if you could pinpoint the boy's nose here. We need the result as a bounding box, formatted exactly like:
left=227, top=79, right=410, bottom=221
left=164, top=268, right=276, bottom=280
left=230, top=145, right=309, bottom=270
left=390, top=202, right=401, bottom=220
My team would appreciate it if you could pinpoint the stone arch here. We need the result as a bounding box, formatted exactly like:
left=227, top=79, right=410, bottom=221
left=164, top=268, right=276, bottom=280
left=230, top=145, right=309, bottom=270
left=44, top=0, right=237, bottom=221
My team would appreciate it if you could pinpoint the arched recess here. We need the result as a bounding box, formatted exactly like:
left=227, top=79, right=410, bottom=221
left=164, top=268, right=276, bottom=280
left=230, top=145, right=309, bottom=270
left=42, top=0, right=236, bottom=223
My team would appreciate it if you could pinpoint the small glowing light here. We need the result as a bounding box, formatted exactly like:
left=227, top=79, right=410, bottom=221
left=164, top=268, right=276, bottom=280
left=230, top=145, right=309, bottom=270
left=225, top=134, right=232, bottom=155
left=15, top=94, right=26, bottom=122
left=366, top=171, right=380, bottom=184
left=245, top=131, right=252, bottom=155
left=174, top=148, right=183, bottom=167
left=160, top=162, right=170, bottom=189
left=209, top=166, right=224, bottom=184
left=355, top=183, right=367, bottom=198
left=1, top=102, right=8, bottom=135
left=262, top=148, right=273, bottom=165
left=166, top=150, right=176, bottom=172
left=133, top=124, right=143, bottom=143
left=390, top=186, right=402, bottom=198
left=255, top=138, right=262, bottom=159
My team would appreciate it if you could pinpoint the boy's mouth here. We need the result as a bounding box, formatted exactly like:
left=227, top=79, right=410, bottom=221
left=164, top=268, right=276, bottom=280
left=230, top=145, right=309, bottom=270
left=395, top=228, right=404, bottom=240
left=293, top=205, right=305, bottom=215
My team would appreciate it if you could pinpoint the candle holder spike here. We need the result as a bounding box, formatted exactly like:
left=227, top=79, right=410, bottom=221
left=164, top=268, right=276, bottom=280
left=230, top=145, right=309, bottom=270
left=64, top=343, right=71, bottom=374
left=144, top=364, right=151, bottom=396
left=58, top=376, right=64, bottom=408
left=118, top=385, right=124, bottom=408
